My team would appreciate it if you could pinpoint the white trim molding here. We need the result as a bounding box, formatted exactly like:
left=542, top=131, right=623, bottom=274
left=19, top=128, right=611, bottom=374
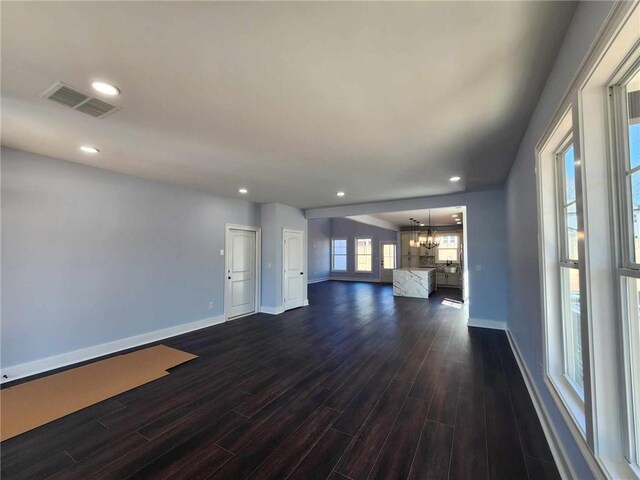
left=533, top=3, right=640, bottom=478
left=0, top=315, right=225, bottom=384
left=224, top=223, right=262, bottom=322
left=467, top=317, right=506, bottom=330
left=260, top=300, right=308, bottom=315
left=328, top=277, right=381, bottom=283
left=307, top=277, right=329, bottom=284
left=507, top=330, right=579, bottom=480
left=259, top=305, right=285, bottom=315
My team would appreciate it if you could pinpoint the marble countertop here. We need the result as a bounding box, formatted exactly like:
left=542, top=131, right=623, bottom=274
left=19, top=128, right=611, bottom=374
left=393, top=267, right=436, bottom=298
left=394, top=267, right=436, bottom=271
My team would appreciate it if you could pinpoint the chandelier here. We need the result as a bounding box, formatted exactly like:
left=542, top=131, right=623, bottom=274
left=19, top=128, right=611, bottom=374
left=408, top=211, right=439, bottom=250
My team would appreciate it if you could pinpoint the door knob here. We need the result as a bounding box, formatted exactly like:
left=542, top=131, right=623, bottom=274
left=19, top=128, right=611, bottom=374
left=300, top=272, right=304, bottom=275
left=228, top=276, right=231, bottom=280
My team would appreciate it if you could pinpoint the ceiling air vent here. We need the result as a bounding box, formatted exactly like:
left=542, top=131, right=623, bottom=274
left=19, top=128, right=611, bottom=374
left=41, top=82, right=121, bottom=118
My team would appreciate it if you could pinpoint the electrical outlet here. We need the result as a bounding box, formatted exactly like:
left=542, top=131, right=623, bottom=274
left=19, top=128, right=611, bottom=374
left=209, top=302, right=214, bottom=309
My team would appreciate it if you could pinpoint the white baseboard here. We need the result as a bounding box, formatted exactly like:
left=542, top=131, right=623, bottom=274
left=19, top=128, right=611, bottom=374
left=307, top=277, right=329, bottom=284
left=0, top=315, right=225, bottom=384
left=261, top=300, right=309, bottom=315
left=467, top=317, right=506, bottom=330
left=506, top=330, right=577, bottom=480
left=328, top=277, right=381, bottom=283
left=260, top=305, right=285, bottom=315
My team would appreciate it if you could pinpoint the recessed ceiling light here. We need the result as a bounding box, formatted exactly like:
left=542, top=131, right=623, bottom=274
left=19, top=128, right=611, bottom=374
left=336, top=191, right=345, bottom=197
left=452, top=214, right=459, bottom=218
left=238, top=188, right=248, bottom=194
left=449, top=176, right=461, bottom=182
left=420, top=223, right=425, bottom=227
left=91, top=81, right=120, bottom=96
left=80, top=146, right=99, bottom=153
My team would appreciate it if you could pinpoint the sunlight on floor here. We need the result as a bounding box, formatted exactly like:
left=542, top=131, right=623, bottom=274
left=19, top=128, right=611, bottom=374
left=441, top=298, right=463, bottom=309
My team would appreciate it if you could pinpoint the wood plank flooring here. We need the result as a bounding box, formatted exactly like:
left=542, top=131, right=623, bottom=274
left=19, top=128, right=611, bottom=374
left=0, top=281, right=560, bottom=480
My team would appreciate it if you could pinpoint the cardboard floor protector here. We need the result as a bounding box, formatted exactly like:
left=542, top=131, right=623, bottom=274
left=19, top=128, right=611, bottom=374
left=0, top=344, right=197, bottom=442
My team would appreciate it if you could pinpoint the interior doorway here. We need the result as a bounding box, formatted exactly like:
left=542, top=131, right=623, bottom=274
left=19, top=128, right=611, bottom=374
left=225, top=225, right=260, bottom=320
left=379, top=241, right=397, bottom=283
left=283, top=229, right=305, bottom=311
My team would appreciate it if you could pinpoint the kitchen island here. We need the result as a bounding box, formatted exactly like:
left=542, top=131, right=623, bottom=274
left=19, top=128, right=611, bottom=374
left=393, top=267, right=437, bottom=299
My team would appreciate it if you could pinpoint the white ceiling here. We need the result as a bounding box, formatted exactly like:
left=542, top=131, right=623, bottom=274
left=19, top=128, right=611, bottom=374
left=350, top=207, right=464, bottom=229
left=1, top=2, right=575, bottom=209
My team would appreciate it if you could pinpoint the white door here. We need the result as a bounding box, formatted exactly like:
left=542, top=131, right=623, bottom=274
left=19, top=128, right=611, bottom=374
left=283, top=229, right=304, bottom=310
left=226, top=228, right=256, bottom=319
left=380, top=242, right=397, bottom=283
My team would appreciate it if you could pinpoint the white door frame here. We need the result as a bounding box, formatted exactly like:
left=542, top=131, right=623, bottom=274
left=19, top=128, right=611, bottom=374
left=282, top=228, right=305, bottom=310
left=379, top=240, right=397, bottom=282
left=224, top=224, right=261, bottom=321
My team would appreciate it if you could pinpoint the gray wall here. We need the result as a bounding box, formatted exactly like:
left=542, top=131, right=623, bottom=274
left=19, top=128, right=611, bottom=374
left=306, top=188, right=507, bottom=327
left=329, top=217, right=398, bottom=282
left=505, top=2, right=613, bottom=478
left=308, top=218, right=331, bottom=282
left=261, top=202, right=308, bottom=309
left=1, top=147, right=261, bottom=368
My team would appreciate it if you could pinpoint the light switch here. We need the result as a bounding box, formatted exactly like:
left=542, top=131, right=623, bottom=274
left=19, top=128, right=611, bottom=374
left=220, top=249, right=224, bottom=256
left=475, top=265, right=482, bottom=272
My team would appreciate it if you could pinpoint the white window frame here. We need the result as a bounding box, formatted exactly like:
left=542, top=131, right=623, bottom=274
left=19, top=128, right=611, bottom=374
left=610, top=55, right=640, bottom=472
left=612, top=69, right=640, bottom=272
left=537, top=118, right=588, bottom=441
left=535, top=4, right=639, bottom=478
left=331, top=238, right=347, bottom=272
left=381, top=242, right=397, bottom=270
left=435, top=233, right=460, bottom=263
left=354, top=237, right=373, bottom=273
left=554, top=136, right=585, bottom=399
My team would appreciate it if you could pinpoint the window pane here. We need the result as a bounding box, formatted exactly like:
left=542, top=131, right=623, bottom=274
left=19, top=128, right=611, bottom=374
left=357, top=239, right=371, bottom=255
left=332, top=240, right=347, bottom=271
left=630, top=122, right=640, bottom=170
left=624, top=276, right=640, bottom=464
left=355, top=239, right=372, bottom=272
left=357, top=256, right=371, bottom=271
left=438, top=249, right=457, bottom=262
left=630, top=171, right=640, bottom=265
left=566, top=203, right=579, bottom=261
left=564, top=145, right=577, bottom=204
left=333, top=239, right=346, bottom=255
left=562, top=267, right=583, bottom=393
left=383, top=244, right=396, bottom=269
left=627, top=70, right=640, bottom=170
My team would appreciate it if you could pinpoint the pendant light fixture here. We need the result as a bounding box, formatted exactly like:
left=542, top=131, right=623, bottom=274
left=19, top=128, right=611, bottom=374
left=409, top=218, right=416, bottom=247
left=418, top=221, right=427, bottom=247
left=424, top=210, right=440, bottom=250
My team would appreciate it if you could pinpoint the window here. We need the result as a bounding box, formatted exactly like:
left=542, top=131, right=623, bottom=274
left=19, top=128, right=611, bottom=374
left=382, top=243, right=396, bottom=269
left=536, top=8, right=640, bottom=478
left=436, top=234, right=459, bottom=263
left=612, top=65, right=640, bottom=467
left=355, top=238, right=372, bottom=272
left=556, top=141, right=584, bottom=394
left=537, top=112, right=588, bottom=439
left=331, top=238, right=347, bottom=272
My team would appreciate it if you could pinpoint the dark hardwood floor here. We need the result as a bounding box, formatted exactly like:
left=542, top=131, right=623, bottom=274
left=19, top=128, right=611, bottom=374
left=0, top=281, right=560, bottom=480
